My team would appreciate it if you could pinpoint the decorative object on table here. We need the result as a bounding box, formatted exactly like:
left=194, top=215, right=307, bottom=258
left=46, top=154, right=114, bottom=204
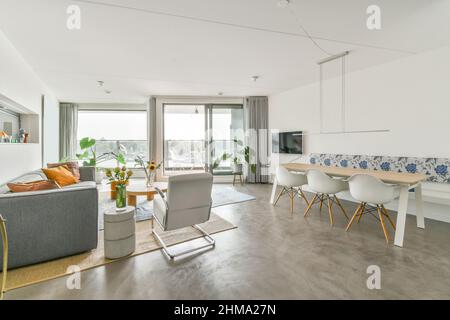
left=105, top=166, right=133, bottom=211
left=19, top=128, right=26, bottom=143
left=110, top=180, right=129, bottom=200
left=212, top=138, right=256, bottom=181
left=0, top=214, right=8, bottom=300
left=76, top=137, right=127, bottom=183
left=103, top=206, right=136, bottom=259
left=135, top=156, right=161, bottom=187
left=0, top=131, right=9, bottom=143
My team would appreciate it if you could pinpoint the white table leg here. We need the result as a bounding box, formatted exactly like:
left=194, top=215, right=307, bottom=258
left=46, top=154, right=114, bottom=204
left=394, top=185, right=410, bottom=247
left=415, top=183, right=425, bottom=229
left=270, top=176, right=278, bottom=205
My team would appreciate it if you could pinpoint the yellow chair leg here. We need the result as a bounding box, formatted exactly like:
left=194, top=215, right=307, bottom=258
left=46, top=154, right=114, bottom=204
left=357, top=203, right=366, bottom=223
left=327, top=197, right=334, bottom=226
left=0, top=215, right=8, bottom=300
left=381, top=205, right=396, bottom=230
left=377, top=206, right=390, bottom=244
left=273, top=187, right=285, bottom=206
left=346, top=203, right=363, bottom=232
left=304, top=194, right=318, bottom=217
left=334, top=195, right=349, bottom=220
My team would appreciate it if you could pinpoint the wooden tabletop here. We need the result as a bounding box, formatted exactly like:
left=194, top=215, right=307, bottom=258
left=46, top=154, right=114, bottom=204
left=127, top=182, right=168, bottom=195
left=282, top=163, right=427, bottom=185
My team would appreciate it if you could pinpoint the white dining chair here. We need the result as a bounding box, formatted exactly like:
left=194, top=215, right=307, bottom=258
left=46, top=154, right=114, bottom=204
left=346, top=174, right=399, bottom=243
left=304, top=169, right=349, bottom=226
left=273, top=166, right=309, bottom=214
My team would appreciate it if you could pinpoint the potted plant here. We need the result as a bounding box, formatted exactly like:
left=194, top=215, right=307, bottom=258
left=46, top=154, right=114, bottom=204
left=76, top=137, right=126, bottom=183
left=105, top=167, right=133, bottom=211
left=212, top=138, right=256, bottom=177
left=135, top=156, right=162, bottom=186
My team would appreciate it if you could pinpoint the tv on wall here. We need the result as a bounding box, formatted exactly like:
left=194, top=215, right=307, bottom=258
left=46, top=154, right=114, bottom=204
left=272, top=131, right=303, bottom=154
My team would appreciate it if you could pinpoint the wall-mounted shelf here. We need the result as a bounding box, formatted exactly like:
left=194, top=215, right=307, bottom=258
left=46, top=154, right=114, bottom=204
left=0, top=93, right=39, bottom=144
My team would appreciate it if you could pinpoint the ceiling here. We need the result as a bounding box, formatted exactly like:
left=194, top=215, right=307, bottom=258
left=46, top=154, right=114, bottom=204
left=1, top=0, right=449, bottom=103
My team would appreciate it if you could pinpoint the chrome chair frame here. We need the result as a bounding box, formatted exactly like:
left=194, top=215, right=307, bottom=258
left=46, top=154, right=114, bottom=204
left=153, top=188, right=215, bottom=261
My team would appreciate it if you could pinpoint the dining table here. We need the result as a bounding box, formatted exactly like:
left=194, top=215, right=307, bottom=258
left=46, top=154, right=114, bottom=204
left=270, top=163, right=428, bottom=247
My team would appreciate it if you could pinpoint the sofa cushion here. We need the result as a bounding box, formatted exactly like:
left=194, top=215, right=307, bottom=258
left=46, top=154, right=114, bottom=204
left=0, top=169, right=48, bottom=194
left=7, top=180, right=61, bottom=193
left=47, top=161, right=81, bottom=181
left=42, top=166, right=78, bottom=187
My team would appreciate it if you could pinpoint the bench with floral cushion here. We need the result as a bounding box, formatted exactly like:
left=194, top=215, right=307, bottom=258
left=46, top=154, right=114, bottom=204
left=308, top=153, right=450, bottom=184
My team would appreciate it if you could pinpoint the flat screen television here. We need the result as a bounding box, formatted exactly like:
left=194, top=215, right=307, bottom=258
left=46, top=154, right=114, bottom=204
left=272, top=131, right=303, bottom=154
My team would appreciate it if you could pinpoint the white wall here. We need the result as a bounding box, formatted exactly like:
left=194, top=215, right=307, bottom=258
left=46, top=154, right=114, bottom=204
left=0, top=30, right=59, bottom=183
left=269, top=45, right=450, bottom=222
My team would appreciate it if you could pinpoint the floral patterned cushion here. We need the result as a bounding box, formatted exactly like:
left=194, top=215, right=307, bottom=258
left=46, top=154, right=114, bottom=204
left=308, top=154, right=450, bottom=183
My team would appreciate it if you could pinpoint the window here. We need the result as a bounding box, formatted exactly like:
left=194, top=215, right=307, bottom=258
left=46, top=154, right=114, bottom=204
left=77, top=110, right=148, bottom=168
left=163, top=104, right=244, bottom=176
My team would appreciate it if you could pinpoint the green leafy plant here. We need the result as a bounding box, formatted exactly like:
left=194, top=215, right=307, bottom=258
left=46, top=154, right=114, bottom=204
left=76, top=137, right=126, bottom=167
left=211, top=138, right=256, bottom=174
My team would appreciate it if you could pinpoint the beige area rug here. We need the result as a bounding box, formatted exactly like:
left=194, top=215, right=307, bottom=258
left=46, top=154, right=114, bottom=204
left=1, top=213, right=236, bottom=291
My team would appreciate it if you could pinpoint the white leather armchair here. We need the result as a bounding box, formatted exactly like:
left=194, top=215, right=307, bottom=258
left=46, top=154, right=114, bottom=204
left=154, top=172, right=215, bottom=260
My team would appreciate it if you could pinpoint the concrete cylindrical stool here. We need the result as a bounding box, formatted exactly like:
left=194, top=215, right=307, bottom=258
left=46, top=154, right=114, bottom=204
left=104, top=206, right=136, bottom=259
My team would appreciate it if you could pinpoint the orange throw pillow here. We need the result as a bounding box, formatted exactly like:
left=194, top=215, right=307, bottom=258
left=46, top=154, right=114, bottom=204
left=47, top=161, right=80, bottom=181
left=7, top=180, right=61, bottom=193
left=42, top=166, right=78, bottom=187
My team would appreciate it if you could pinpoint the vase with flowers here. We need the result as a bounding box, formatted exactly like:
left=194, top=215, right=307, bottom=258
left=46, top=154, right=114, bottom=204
left=105, top=166, right=133, bottom=211
left=135, top=156, right=162, bottom=187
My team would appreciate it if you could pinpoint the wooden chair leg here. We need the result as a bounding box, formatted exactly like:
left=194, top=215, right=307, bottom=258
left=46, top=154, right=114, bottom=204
left=319, top=194, right=324, bottom=212
left=289, top=188, right=294, bottom=215
left=273, top=187, right=285, bottom=206
left=298, top=189, right=309, bottom=206
left=240, top=174, right=244, bottom=185
left=346, top=203, right=363, bottom=231
left=334, top=195, right=349, bottom=220
left=327, top=196, right=334, bottom=226
left=381, top=205, right=396, bottom=230
left=357, top=203, right=366, bottom=223
left=377, top=206, right=390, bottom=244
left=304, top=194, right=318, bottom=217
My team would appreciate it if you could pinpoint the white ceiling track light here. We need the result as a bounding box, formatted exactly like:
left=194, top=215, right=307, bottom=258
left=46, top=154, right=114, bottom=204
left=315, top=51, right=390, bottom=135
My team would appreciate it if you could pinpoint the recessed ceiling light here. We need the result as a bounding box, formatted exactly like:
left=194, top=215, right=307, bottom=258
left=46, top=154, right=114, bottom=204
left=98, top=81, right=104, bottom=87
left=277, top=0, right=290, bottom=8
left=218, top=92, right=224, bottom=96
left=251, top=76, right=260, bottom=82
left=105, top=90, right=111, bottom=94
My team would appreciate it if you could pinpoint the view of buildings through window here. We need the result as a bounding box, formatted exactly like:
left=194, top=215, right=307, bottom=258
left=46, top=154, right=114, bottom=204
left=77, top=110, right=148, bottom=168
left=163, top=104, right=244, bottom=175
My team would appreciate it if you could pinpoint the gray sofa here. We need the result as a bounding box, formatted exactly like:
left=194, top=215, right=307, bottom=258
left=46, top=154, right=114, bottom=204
left=0, top=167, right=98, bottom=270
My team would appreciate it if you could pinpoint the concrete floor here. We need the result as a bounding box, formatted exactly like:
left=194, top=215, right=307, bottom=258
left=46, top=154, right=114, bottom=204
left=5, top=184, right=450, bottom=299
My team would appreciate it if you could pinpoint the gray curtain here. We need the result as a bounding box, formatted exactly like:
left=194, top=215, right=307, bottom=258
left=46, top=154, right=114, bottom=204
left=59, top=103, right=78, bottom=161
left=147, top=96, right=157, bottom=161
left=245, top=96, right=269, bottom=183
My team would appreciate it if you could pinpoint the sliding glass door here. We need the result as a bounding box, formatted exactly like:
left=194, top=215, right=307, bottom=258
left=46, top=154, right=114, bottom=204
left=163, top=105, right=206, bottom=175
left=207, top=105, right=244, bottom=175
left=163, top=104, right=244, bottom=176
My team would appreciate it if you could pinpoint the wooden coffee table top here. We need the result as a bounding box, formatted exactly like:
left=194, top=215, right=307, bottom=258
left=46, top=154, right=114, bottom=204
left=127, top=182, right=168, bottom=196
